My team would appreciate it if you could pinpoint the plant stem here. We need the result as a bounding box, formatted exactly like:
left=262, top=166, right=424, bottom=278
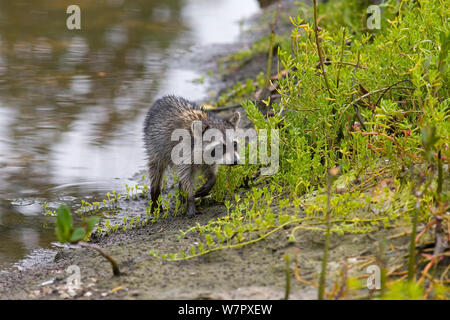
left=169, top=218, right=308, bottom=261
left=408, top=194, right=421, bottom=282
left=284, top=254, right=291, bottom=300
left=437, top=150, right=442, bottom=198
left=336, top=28, right=346, bottom=89
left=318, top=170, right=333, bottom=299
left=265, top=0, right=282, bottom=89
left=351, top=50, right=367, bottom=131
left=80, top=242, right=121, bottom=276
left=340, top=85, right=415, bottom=120
left=313, top=0, right=333, bottom=99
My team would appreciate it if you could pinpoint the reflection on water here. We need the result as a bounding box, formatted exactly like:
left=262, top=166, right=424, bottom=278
left=0, top=0, right=262, bottom=266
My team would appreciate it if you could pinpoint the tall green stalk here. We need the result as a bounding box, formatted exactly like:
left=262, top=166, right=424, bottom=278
left=265, top=0, right=282, bottom=89
left=318, top=168, right=337, bottom=299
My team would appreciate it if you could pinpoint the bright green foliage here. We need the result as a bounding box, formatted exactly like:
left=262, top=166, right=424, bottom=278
left=55, top=205, right=73, bottom=243
left=55, top=204, right=100, bottom=244
left=213, top=0, right=449, bottom=201
left=382, top=281, right=425, bottom=300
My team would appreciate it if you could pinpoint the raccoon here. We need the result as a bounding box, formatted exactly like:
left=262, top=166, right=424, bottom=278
left=143, top=95, right=240, bottom=217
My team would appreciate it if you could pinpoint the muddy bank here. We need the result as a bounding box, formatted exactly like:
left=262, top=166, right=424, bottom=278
left=0, top=195, right=416, bottom=300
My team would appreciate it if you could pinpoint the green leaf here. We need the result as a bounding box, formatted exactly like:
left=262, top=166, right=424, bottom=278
left=70, top=228, right=86, bottom=243
left=86, top=216, right=100, bottom=233
left=288, top=234, right=296, bottom=243
left=55, top=205, right=73, bottom=243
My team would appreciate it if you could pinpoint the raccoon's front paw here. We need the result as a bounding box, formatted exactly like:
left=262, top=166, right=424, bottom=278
left=186, top=202, right=196, bottom=217
left=194, top=180, right=215, bottom=198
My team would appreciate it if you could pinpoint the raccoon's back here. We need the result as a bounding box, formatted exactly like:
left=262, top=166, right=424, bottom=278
left=144, top=95, right=196, bottom=129
left=143, top=95, right=203, bottom=159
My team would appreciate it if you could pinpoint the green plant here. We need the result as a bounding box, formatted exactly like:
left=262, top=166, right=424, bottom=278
left=55, top=205, right=120, bottom=276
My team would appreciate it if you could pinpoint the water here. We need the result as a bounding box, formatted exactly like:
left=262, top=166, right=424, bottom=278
left=0, top=0, right=265, bottom=267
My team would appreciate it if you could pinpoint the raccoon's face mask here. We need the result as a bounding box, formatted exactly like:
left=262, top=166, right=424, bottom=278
left=199, top=112, right=241, bottom=166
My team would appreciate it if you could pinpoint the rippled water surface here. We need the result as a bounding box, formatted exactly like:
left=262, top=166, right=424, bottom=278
left=0, top=0, right=264, bottom=267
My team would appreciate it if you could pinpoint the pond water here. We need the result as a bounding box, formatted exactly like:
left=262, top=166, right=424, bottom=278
left=0, top=0, right=266, bottom=267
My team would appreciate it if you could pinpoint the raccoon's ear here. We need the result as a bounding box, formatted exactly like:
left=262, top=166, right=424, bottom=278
left=228, top=112, right=240, bottom=129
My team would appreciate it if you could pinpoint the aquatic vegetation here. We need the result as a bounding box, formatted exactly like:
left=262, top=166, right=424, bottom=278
left=54, top=205, right=120, bottom=276
left=44, top=201, right=56, bottom=217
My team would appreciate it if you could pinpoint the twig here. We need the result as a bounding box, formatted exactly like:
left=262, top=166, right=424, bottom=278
left=437, top=150, right=443, bottom=198
left=80, top=242, right=121, bottom=276
left=375, top=79, right=413, bottom=106
left=357, top=257, right=376, bottom=271
left=387, top=264, right=405, bottom=276
left=351, top=51, right=367, bottom=130
left=336, top=28, right=346, bottom=89
left=293, top=257, right=320, bottom=288
left=334, top=262, right=348, bottom=300
left=418, top=259, right=436, bottom=285
left=340, top=85, right=415, bottom=119
left=335, top=61, right=368, bottom=69
left=388, top=271, right=408, bottom=277
left=440, top=264, right=450, bottom=284
left=348, top=166, right=389, bottom=193
left=391, top=274, right=408, bottom=283
left=424, top=282, right=433, bottom=299
left=353, top=131, right=419, bottom=161
left=387, top=231, right=411, bottom=240
left=415, top=218, right=436, bottom=243
left=169, top=218, right=310, bottom=261
left=209, top=103, right=246, bottom=111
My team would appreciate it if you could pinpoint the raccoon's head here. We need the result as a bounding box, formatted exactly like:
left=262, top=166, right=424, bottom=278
left=191, top=112, right=241, bottom=166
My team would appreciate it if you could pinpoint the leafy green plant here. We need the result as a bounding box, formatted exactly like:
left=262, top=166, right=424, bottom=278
left=55, top=205, right=120, bottom=276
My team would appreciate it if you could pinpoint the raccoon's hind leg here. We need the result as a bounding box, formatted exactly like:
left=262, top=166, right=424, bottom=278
left=148, top=162, right=164, bottom=212
left=174, top=164, right=196, bottom=217
left=194, top=167, right=217, bottom=198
